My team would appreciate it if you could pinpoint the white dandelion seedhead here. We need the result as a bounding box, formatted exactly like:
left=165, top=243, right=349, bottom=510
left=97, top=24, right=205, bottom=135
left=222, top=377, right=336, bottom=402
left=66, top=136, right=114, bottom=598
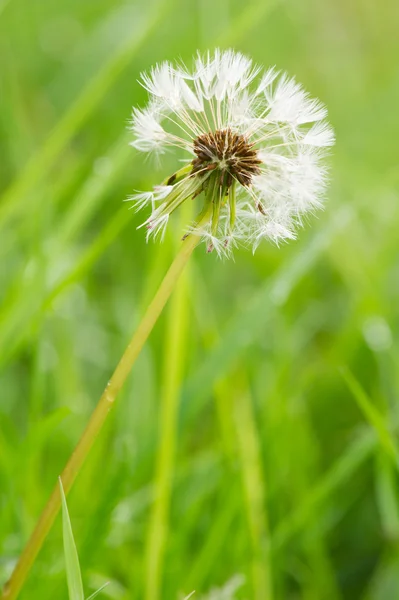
left=128, top=49, right=334, bottom=257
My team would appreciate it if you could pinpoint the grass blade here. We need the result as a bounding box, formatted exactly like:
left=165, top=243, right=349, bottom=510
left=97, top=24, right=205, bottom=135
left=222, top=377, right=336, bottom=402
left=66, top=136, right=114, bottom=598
left=341, top=366, right=399, bottom=466
left=59, top=478, right=85, bottom=600
left=272, top=430, right=375, bottom=550
left=86, top=583, right=109, bottom=600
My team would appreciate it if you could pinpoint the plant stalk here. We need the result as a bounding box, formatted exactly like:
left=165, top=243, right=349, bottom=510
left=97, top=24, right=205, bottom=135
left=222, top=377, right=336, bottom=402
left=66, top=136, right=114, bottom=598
left=1, top=225, right=205, bottom=600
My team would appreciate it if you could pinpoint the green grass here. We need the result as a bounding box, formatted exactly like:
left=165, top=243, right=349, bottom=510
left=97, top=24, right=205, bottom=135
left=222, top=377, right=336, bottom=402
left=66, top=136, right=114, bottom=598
left=1, top=0, right=399, bottom=598
left=60, top=477, right=109, bottom=599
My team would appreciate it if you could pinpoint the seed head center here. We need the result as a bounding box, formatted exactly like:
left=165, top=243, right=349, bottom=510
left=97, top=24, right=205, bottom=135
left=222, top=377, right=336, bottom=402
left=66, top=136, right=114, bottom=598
left=192, top=128, right=261, bottom=187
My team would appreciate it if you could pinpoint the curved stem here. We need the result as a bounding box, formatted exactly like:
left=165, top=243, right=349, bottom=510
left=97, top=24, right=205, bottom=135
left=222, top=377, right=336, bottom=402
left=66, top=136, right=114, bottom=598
left=1, top=224, right=206, bottom=600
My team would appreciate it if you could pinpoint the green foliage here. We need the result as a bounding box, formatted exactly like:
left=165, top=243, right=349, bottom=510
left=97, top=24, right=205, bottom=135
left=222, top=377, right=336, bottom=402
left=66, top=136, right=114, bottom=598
left=1, top=0, right=399, bottom=599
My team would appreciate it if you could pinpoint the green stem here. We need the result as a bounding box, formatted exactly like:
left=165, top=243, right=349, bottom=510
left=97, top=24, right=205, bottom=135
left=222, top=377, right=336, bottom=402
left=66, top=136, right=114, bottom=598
left=1, top=221, right=207, bottom=600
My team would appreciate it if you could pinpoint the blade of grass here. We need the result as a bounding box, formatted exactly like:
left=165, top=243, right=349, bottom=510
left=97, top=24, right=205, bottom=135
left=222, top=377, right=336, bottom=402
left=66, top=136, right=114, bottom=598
left=184, top=497, right=237, bottom=591
left=59, top=478, right=84, bottom=600
left=341, top=367, right=399, bottom=466
left=271, top=430, right=375, bottom=550
left=374, top=452, right=399, bottom=540
left=86, top=583, right=109, bottom=600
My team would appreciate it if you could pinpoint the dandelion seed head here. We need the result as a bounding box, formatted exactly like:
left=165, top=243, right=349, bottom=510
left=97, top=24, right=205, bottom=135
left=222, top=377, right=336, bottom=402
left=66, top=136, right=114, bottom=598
left=191, top=129, right=262, bottom=187
left=128, top=49, right=334, bottom=256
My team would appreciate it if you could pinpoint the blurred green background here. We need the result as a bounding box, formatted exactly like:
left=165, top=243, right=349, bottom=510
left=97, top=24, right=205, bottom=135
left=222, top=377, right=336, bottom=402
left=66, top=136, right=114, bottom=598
left=1, top=0, right=399, bottom=598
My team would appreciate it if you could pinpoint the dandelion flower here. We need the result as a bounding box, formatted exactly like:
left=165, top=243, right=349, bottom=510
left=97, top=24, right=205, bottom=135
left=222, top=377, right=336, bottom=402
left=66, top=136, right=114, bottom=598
left=129, top=49, right=334, bottom=257
left=4, top=54, right=336, bottom=600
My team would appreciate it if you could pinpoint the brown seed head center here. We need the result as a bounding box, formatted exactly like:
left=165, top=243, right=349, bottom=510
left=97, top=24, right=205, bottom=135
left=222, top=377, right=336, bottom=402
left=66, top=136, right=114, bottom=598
left=192, top=128, right=261, bottom=187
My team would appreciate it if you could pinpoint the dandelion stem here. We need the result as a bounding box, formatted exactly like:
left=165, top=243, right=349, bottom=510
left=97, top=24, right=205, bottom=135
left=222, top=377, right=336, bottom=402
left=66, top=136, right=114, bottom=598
left=1, top=216, right=209, bottom=600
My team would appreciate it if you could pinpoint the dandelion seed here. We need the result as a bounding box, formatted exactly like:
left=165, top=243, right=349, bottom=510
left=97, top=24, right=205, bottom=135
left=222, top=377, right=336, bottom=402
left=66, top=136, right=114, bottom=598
left=129, top=49, right=334, bottom=256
